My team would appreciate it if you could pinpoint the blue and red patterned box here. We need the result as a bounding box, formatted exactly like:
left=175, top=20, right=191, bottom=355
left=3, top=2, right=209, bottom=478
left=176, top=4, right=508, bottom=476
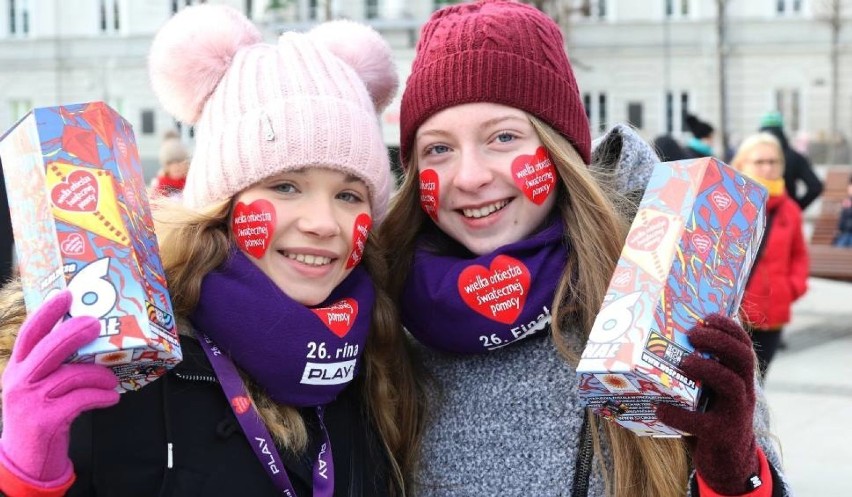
left=0, top=101, right=180, bottom=392
left=576, top=157, right=767, bottom=437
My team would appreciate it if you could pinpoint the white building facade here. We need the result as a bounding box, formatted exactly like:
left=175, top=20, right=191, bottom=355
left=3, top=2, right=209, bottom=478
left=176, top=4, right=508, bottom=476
left=0, top=0, right=849, bottom=171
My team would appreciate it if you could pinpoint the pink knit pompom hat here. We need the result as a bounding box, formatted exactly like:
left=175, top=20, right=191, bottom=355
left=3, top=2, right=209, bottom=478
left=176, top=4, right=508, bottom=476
left=148, top=5, right=397, bottom=222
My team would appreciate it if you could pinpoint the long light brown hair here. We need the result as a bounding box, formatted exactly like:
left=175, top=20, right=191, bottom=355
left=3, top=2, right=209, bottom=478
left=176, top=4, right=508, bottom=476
left=152, top=196, right=424, bottom=496
left=381, top=115, right=689, bottom=497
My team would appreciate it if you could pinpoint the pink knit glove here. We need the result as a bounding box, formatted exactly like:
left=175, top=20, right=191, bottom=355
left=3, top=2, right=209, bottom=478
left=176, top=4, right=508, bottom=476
left=0, top=291, right=119, bottom=488
left=656, top=314, right=761, bottom=495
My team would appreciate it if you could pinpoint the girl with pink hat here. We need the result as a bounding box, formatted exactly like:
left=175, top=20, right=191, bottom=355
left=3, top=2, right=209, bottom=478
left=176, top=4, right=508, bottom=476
left=0, top=5, right=420, bottom=496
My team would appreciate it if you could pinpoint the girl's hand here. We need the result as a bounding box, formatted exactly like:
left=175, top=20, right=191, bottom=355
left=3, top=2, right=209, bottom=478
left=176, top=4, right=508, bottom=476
left=0, top=291, right=119, bottom=487
left=656, top=314, right=763, bottom=495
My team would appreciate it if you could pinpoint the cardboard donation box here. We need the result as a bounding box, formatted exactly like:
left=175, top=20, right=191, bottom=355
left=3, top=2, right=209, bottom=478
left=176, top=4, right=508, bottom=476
left=0, top=101, right=180, bottom=392
left=576, top=157, right=767, bottom=437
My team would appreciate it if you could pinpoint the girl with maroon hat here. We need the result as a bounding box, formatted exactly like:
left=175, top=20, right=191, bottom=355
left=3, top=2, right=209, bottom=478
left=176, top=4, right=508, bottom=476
left=382, top=1, right=790, bottom=496
left=0, top=5, right=420, bottom=496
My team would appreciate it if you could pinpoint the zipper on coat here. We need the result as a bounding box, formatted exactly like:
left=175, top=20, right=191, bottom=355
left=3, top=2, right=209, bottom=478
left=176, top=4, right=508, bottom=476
left=173, top=370, right=218, bottom=383
left=571, top=409, right=594, bottom=497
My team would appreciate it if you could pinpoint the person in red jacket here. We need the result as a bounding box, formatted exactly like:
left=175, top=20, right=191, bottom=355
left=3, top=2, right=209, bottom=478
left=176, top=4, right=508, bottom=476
left=731, top=132, right=809, bottom=380
left=149, top=131, right=190, bottom=199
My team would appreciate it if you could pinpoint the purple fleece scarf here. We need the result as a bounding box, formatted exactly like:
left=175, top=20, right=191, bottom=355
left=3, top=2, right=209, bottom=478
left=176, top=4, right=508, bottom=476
left=190, top=249, right=374, bottom=407
left=401, top=220, right=567, bottom=354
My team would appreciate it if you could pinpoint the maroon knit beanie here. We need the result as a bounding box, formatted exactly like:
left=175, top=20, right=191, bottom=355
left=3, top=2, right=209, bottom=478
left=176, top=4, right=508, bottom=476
left=400, top=0, right=590, bottom=165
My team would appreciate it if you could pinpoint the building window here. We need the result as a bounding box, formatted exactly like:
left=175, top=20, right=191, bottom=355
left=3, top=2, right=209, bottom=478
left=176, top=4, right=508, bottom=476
left=9, top=0, right=30, bottom=36
left=666, top=0, right=689, bottom=18
left=774, top=88, right=801, bottom=132
left=583, top=92, right=608, bottom=133
left=9, top=99, right=32, bottom=122
left=172, top=0, right=205, bottom=15
left=665, top=90, right=691, bottom=135
left=628, top=102, right=643, bottom=129
left=308, top=0, right=319, bottom=20
left=99, top=0, right=120, bottom=33
left=175, top=120, right=195, bottom=141
left=141, top=110, right=155, bottom=135
left=582, top=0, right=607, bottom=19
left=597, top=0, right=607, bottom=18
left=244, top=0, right=253, bottom=19
left=665, top=92, right=674, bottom=134
left=366, top=0, right=379, bottom=19
left=776, top=0, right=802, bottom=15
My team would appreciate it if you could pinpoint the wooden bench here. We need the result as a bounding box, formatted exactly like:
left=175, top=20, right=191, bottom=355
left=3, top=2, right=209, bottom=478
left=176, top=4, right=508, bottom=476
left=808, top=168, right=852, bottom=282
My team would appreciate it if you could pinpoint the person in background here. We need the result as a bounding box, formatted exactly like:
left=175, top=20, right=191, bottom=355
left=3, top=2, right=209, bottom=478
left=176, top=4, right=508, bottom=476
left=652, top=134, right=688, bottom=162
left=833, top=173, right=852, bottom=247
left=731, top=132, right=809, bottom=380
left=683, top=112, right=716, bottom=159
left=150, top=131, right=190, bottom=199
left=0, top=5, right=421, bottom=496
left=760, top=111, right=824, bottom=211
left=383, top=1, right=791, bottom=495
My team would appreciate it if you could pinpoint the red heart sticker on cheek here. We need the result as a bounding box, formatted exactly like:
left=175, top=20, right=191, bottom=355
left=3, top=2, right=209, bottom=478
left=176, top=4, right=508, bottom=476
left=419, top=169, right=440, bottom=221
left=311, top=298, right=359, bottom=338
left=511, top=146, right=556, bottom=205
left=457, top=255, right=531, bottom=324
left=232, top=200, right=277, bottom=259
left=346, top=213, right=372, bottom=269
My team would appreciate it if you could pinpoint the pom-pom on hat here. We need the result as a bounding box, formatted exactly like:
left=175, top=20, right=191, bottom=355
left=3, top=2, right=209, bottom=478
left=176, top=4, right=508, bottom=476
left=759, top=111, right=784, bottom=129
left=399, top=0, right=590, bottom=165
left=684, top=113, right=714, bottom=139
left=148, top=5, right=397, bottom=222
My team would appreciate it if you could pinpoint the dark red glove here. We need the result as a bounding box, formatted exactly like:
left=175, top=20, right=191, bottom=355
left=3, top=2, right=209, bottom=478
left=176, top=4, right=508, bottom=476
left=656, top=314, right=761, bottom=495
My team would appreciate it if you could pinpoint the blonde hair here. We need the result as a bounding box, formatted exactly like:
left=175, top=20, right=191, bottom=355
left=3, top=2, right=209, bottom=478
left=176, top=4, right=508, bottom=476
left=731, top=132, right=785, bottom=174
left=152, top=197, right=423, bottom=496
left=381, top=115, right=689, bottom=497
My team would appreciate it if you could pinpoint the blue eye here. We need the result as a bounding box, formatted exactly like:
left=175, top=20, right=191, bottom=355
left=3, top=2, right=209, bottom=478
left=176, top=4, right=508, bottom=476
left=495, top=132, right=516, bottom=143
left=424, top=144, right=451, bottom=155
left=273, top=182, right=297, bottom=194
left=337, top=191, right=365, bottom=204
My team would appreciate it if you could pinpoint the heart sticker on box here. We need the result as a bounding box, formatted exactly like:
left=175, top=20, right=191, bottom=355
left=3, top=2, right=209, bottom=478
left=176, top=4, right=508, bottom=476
left=51, top=170, right=99, bottom=212
left=626, top=216, right=669, bottom=252
left=691, top=233, right=712, bottom=254
left=59, top=232, right=86, bottom=256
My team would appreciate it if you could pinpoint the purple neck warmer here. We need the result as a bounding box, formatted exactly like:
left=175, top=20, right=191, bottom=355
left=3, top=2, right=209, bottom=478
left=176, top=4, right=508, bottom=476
left=190, top=249, right=375, bottom=407
left=401, top=220, right=567, bottom=354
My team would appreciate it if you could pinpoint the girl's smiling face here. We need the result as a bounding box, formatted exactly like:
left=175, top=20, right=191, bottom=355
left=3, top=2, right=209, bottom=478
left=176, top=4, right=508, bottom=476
left=232, top=168, right=372, bottom=306
left=414, top=102, right=557, bottom=255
